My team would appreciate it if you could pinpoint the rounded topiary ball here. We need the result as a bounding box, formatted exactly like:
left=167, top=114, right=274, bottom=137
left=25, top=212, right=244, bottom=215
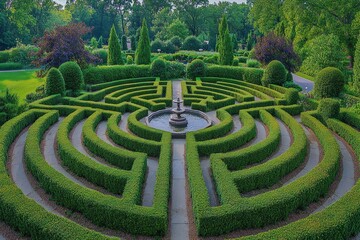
left=59, top=61, right=84, bottom=92
left=45, top=68, right=65, bottom=96
left=262, top=60, right=287, bottom=86
left=317, top=98, right=340, bottom=119
left=151, top=58, right=166, bottom=79
left=314, top=67, right=344, bottom=99
left=186, top=59, right=206, bottom=80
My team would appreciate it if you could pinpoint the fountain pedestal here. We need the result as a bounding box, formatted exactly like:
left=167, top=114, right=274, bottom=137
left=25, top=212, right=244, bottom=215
left=169, top=98, right=188, bottom=127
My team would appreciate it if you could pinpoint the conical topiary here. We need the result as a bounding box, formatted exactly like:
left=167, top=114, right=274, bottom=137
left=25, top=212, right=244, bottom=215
left=135, top=19, right=151, bottom=65
left=107, top=25, right=123, bottom=65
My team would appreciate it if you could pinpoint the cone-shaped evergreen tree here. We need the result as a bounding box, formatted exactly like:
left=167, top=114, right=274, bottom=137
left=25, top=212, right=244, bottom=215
left=222, top=28, right=234, bottom=65
left=354, top=37, right=360, bottom=91
left=107, top=25, right=123, bottom=65
left=218, top=16, right=233, bottom=65
left=135, top=19, right=151, bottom=65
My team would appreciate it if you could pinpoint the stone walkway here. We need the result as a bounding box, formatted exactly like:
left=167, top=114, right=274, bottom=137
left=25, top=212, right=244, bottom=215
left=292, top=73, right=314, bottom=92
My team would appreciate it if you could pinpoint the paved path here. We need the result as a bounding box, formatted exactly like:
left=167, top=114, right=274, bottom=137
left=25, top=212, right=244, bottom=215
left=292, top=73, right=314, bottom=92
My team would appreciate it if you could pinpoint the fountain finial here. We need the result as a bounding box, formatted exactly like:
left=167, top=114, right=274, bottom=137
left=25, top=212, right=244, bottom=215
left=170, top=97, right=188, bottom=127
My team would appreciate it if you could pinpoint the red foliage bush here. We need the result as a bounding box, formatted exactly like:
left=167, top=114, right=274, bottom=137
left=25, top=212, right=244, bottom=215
left=254, top=32, right=300, bottom=72
left=34, top=23, right=99, bottom=69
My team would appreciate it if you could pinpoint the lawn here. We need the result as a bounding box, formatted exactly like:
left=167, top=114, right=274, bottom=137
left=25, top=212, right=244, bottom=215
left=0, top=70, right=44, bottom=104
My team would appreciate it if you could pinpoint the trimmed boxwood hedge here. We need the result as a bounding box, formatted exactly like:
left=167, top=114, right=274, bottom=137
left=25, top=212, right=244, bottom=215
left=83, top=65, right=151, bottom=84
left=0, top=109, right=115, bottom=240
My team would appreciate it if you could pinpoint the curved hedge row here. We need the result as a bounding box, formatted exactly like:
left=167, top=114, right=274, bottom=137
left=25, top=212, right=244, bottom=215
left=0, top=110, right=115, bottom=239
left=197, top=111, right=256, bottom=155
left=186, top=107, right=341, bottom=236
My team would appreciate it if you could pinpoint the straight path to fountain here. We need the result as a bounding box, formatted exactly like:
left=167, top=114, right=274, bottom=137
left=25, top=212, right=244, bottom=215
left=170, top=80, right=190, bottom=239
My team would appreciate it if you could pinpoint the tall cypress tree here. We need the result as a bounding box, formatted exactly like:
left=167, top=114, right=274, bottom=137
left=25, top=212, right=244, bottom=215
left=107, top=25, right=123, bottom=65
left=222, top=28, right=234, bottom=65
left=354, top=37, right=360, bottom=92
left=218, top=16, right=233, bottom=65
left=135, top=19, right=151, bottom=65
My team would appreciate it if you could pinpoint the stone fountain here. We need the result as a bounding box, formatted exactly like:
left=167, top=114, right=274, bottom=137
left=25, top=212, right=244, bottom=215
left=169, top=97, right=188, bottom=127
left=145, top=97, right=213, bottom=138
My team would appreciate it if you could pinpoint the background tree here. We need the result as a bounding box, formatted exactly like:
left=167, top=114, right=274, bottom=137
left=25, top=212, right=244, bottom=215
left=218, top=16, right=233, bottom=65
left=254, top=32, right=299, bottom=72
left=107, top=25, right=123, bottom=65
left=35, top=23, right=98, bottom=68
left=167, top=19, right=189, bottom=40
left=131, top=35, right=136, bottom=50
left=122, top=35, right=128, bottom=50
left=300, top=34, right=345, bottom=76
left=135, top=19, right=151, bottom=65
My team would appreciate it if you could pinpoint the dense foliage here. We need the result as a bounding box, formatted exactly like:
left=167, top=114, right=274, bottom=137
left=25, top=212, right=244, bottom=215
left=34, top=23, right=98, bottom=68
left=107, top=25, right=123, bottom=65
left=314, top=67, right=345, bottom=99
left=182, top=36, right=202, bottom=51
left=45, top=68, right=65, bottom=96
left=300, top=34, right=345, bottom=77
left=254, top=32, right=299, bottom=72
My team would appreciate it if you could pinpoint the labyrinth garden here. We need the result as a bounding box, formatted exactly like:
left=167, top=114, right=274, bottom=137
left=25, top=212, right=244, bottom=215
left=0, top=63, right=359, bottom=240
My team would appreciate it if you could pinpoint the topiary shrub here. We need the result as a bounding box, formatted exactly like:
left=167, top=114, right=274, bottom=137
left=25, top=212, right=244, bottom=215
left=286, top=71, right=293, bottom=82
left=151, top=58, right=166, bottom=79
left=59, top=61, right=84, bottom=92
left=317, top=98, right=340, bottom=119
left=164, top=41, right=176, bottom=54
left=285, top=88, right=299, bottom=105
left=182, top=36, right=201, bottom=51
left=45, top=68, right=65, bottom=96
left=187, top=59, right=206, bottom=80
left=262, top=60, right=287, bottom=86
left=93, top=49, right=108, bottom=65
left=165, top=61, right=186, bottom=79
left=126, top=55, right=134, bottom=65
left=151, top=39, right=165, bottom=53
left=314, top=67, right=344, bottom=99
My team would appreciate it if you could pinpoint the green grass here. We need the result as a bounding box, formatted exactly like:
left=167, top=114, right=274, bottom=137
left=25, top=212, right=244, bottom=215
left=295, top=71, right=315, bottom=82
left=0, top=70, right=44, bottom=103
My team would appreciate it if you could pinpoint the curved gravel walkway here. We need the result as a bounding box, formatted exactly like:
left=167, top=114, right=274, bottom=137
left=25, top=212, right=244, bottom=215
left=292, top=73, right=314, bottom=92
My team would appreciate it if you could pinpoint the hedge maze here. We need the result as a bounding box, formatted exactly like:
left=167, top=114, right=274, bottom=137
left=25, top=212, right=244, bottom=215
left=1, top=73, right=360, bottom=239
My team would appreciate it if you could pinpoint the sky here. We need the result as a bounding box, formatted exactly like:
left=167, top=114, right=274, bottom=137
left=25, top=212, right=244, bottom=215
left=54, top=0, right=247, bottom=6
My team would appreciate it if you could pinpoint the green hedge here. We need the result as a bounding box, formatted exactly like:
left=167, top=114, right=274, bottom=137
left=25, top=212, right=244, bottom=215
left=0, top=110, right=114, bottom=239
left=197, top=111, right=256, bottom=155
left=232, top=109, right=307, bottom=192
left=191, top=111, right=339, bottom=236
left=56, top=109, right=129, bottom=194
left=107, top=112, right=162, bottom=157
left=239, top=116, right=355, bottom=240
left=83, top=65, right=151, bottom=84
left=0, top=62, right=23, bottom=70
left=205, top=65, right=264, bottom=84
left=219, top=110, right=280, bottom=171
left=82, top=111, right=142, bottom=170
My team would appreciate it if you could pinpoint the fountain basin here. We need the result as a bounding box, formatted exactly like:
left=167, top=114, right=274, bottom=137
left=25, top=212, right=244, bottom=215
left=146, top=109, right=212, bottom=138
